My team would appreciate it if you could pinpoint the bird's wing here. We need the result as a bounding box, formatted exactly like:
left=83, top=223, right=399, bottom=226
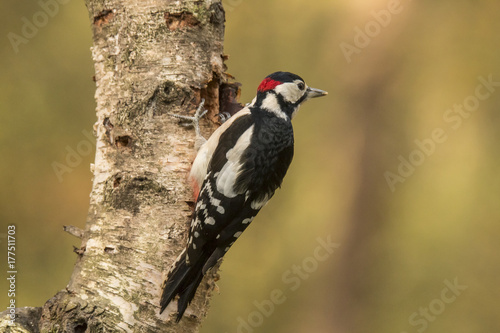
left=189, top=107, right=252, bottom=199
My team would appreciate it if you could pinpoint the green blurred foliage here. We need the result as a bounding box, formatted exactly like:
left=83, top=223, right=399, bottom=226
left=1, top=0, right=499, bottom=332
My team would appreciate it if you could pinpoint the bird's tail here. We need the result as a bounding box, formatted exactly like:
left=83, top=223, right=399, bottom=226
left=159, top=249, right=206, bottom=322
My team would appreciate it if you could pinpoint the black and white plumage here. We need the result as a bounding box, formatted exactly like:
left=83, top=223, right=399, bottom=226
left=160, top=72, right=327, bottom=321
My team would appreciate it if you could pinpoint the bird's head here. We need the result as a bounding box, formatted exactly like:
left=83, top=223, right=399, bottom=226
left=252, top=71, right=328, bottom=119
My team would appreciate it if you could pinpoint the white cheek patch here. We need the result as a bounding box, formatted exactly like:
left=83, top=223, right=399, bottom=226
left=261, top=93, right=280, bottom=111
left=216, top=125, right=255, bottom=197
left=274, top=81, right=304, bottom=104
left=262, top=94, right=287, bottom=120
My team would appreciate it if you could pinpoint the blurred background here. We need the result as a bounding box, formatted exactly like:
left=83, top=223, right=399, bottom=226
left=1, top=0, right=499, bottom=332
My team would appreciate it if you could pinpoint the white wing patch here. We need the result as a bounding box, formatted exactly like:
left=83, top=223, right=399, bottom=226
left=216, top=125, right=255, bottom=198
left=189, top=108, right=251, bottom=191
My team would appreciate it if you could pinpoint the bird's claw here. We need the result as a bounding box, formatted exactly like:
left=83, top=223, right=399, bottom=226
left=169, top=99, right=208, bottom=138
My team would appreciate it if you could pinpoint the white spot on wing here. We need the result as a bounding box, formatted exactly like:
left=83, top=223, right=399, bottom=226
left=203, top=180, right=226, bottom=214
left=205, top=217, right=216, bottom=225
left=210, top=190, right=223, bottom=212
left=242, top=217, right=253, bottom=224
left=233, top=231, right=242, bottom=238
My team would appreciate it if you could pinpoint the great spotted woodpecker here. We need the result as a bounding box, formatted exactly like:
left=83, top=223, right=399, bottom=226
left=160, top=72, right=327, bottom=321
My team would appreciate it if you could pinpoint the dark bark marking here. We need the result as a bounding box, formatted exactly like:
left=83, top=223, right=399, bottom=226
left=73, top=246, right=85, bottom=256
left=164, top=11, right=200, bottom=31
left=108, top=176, right=168, bottom=215
left=103, top=117, right=114, bottom=143
left=74, top=322, right=88, bottom=333
left=115, top=135, right=132, bottom=148
left=113, top=175, right=122, bottom=188
left=93, top=10, right=114, bottom=27
left=39, top=291, right=105, bottom=333
left=209, top=2, right=225, bottom=25
left=104, top=246, right=115, bottom=253
left=147, top=81, right=194, bottom=116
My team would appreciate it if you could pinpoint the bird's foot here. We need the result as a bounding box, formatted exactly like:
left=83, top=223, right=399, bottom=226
left=169, top=99, right=208, bottom=149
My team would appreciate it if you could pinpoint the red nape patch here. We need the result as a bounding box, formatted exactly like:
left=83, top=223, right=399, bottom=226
left=258, top=78, right=282, bottom=92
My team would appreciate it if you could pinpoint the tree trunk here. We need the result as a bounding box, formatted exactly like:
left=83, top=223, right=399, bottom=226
left=1, top=0, right=227, bottom=331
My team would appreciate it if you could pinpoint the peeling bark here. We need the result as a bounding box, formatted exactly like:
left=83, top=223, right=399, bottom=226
left=1, top=0, right=229, bottom=332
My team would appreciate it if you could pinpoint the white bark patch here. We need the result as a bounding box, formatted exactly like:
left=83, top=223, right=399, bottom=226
left=85, top=238, right=104, bottom=251
left=106, top=294, right=139, bottom=329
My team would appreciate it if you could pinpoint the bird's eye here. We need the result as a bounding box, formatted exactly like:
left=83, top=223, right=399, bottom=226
left=298, top=82, right=305, bottom=90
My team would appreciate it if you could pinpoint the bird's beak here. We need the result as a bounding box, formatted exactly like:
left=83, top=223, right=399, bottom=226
left=306, top=87, right=328, bottom=99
